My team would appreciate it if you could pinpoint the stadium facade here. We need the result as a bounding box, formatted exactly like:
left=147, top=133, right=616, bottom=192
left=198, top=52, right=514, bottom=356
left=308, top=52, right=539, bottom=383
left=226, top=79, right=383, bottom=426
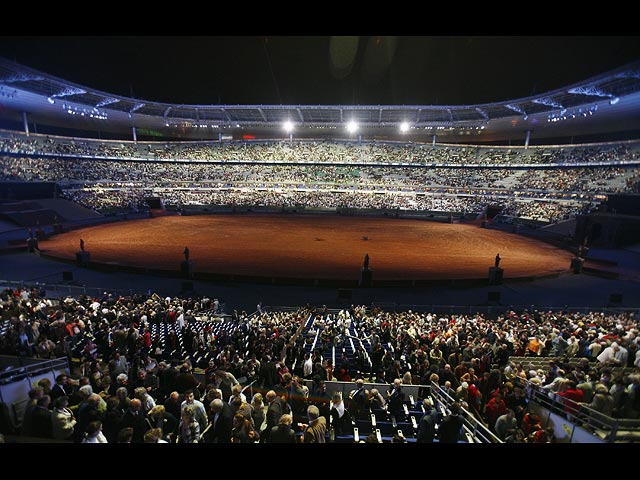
left=0, top=57, right=639, bottom=144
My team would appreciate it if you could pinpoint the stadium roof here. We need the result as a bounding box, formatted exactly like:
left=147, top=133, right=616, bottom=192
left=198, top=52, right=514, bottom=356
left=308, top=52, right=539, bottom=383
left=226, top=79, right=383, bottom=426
left=1, top=57, right=639, bottom=142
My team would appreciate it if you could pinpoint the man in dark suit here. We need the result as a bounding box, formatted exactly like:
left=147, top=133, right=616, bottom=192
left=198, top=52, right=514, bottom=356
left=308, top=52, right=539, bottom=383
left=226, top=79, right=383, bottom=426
left=163, top=391, right=183, bottom=422
left=416, top=398, right=441, bottom=443
left=174, top=364, right=200, bottom=394
left=262, top=389, right=283, bottom=442
left=157, top=362, right=178, bottom=396
left=268, top=413, right=296, bottom=443
left=349, top=378, right=369, bottom=419
left=51, top=374, right=71, bottom=402
left=438, top=402, right=464, bottom=443
left=74, top=393, right=102, bottom=443
left=120, top=398, right=146, bottom=443
left=204, top=399, right=233, bottom=443
left=31, top=395, right=53, bottom=439
left=438, top=364, right=458, bottom=387
left=259, top=356, right=279, bottom=389
left=214, top=370, right=233, bottom=401
left=387, top=378, right=405, bottom=420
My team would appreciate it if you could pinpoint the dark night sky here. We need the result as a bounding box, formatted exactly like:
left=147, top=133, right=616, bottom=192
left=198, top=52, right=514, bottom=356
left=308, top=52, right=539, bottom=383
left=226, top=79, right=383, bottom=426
left=0, top=36, right=639, bottom=106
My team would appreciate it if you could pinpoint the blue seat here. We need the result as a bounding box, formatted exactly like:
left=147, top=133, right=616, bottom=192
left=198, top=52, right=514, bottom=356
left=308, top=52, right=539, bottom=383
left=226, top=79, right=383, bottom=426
left=356, top=419, right=373, bottom=434
left=377, top=421, right=396, bottom=435
left=397, top=422, right=415, bottom=438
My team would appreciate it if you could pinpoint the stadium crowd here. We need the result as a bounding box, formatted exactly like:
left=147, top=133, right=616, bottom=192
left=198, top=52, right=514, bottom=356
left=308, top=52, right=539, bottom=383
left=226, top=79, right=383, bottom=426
left=57, top=187, right=591, bottom=222
left=1, top=131, right=640, bottom=166
left=0, top=155, right=631, bottom=221
left=2, top=131, right=639, bottom=223
left=1, top=286, right=638, bottom=443
left=2, top=157, right=634, bottom=194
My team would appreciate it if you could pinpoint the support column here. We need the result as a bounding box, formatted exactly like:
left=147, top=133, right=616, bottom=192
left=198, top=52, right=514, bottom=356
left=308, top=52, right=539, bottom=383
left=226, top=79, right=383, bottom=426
left=132, top=126, right=137, bottom=143
left=524, top=130, right=531, bottom=149
left=289, top=132, right=293, bottom=142
left=218, top=131, right=223, bottom=143
left=23, top=112, right=29, bottom=136
left=358, top=134, right=362, bottom=145
left=432, top=134, right=436, bottom=146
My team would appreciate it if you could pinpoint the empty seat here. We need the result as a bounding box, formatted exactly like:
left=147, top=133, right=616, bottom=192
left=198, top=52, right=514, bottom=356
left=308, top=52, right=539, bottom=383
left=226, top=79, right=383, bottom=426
left=397, top=422, right=415, bottom=438
left=333, top=434, right=355, bottom=443
left=356, top=419, right=373, bottom=435
left=377, top=420, right=396, bottom=436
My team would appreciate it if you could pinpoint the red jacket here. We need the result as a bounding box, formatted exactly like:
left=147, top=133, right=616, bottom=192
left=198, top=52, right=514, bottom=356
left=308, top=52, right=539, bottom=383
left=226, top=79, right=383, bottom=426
left=142, top=331, right=152, bottom=349
left=557, top=388, right=584, bottom=415
left=485, top=397, right=506, bottom=426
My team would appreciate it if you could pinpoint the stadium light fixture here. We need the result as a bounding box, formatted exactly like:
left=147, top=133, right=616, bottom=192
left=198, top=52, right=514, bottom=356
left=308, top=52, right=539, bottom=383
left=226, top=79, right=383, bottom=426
left=47, top=97, right=55, bottom=104
left=610, top=97, right=620, bottom=105
left=399, top=122, right=410, bottom=133
left=347, top=120, right=358, bottom=134
left=283, top=120, right=294, bottom=133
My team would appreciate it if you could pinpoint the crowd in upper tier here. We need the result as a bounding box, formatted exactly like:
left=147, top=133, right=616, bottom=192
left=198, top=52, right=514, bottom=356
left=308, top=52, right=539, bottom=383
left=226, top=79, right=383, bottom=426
left=2, top=132, right=639, bottom=166
left=1, top=132, right=639, bottom=223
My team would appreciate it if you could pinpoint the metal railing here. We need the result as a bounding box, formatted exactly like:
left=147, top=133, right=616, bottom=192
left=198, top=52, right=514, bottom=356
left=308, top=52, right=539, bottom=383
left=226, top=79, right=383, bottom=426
left=0, top=356, right=69, bottom=385
left=514, top=377, right=640, bottom=443
left=430, top=381, right=503, bottom=443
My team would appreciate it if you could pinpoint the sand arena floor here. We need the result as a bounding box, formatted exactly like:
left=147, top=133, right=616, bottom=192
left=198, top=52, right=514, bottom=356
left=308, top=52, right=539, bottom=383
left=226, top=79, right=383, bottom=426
left=40, top=215, right=572, bottom=281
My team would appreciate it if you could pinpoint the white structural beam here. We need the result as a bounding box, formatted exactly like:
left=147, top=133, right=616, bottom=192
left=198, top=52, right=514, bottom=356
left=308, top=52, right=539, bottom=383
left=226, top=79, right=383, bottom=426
left=567, top=86, right=613, bottom=98
left=505, top=104, right=526, bottom=115
left=475, top=108, right=489, bottom=120
left=95, top=98, right=119, bottom=108
left=129, top=103, right=145, bottom=113
left=0, top=74, right=44, bottom=84
left=50, top=87, right=86, bottom=99
left=532, top=97, right=564, bottom=109
left=616, top=70, right=640, bottom=80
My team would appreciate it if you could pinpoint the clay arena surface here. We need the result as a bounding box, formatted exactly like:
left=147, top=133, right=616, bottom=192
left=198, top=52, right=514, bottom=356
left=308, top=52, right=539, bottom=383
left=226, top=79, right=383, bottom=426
left=40, top=215, right=572, bottom=282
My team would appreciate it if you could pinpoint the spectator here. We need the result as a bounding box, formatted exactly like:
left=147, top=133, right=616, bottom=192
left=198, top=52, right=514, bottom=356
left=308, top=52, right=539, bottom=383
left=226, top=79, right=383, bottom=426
left=52, top=396, right=76, bottom=441
left=438, top=402, right=464, bottom=443
left=231, top=412, right=259, bottom=443
left=204, top=398, right=233, bottom=443
left=146, top=405, right=178, bottom=442
left=416, top=398, right=439, bottom=443
left=387, top=378, right=405, bottom=420
left=495, top=409, right=518, bottom=441
left=178, top=406, right=200, bottom=443
left=302, top=405, right=326, bottom=443
left=329, top=391, right=351, bottom=435
left=180, top=389, right=208, bottom=432
left=268, top=413, right=296, bottom=443
left=31, top=395, right=53, bottom=439
left=82, top=420, right=108, bottom=443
